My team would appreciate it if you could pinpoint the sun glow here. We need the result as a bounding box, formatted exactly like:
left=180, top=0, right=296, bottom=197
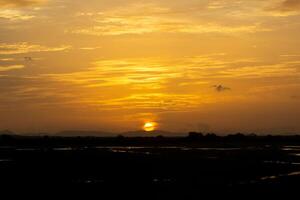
left=143, top=122, right=157, bottom=132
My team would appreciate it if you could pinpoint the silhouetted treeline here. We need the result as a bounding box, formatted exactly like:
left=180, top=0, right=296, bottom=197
left=1, top=131, right=300, bottom=148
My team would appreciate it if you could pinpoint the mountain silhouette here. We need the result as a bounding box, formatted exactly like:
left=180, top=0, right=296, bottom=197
left=54, top=130, right=113, bottom=137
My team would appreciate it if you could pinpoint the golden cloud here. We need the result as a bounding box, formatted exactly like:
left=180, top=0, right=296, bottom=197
left=70, top=3, right=270, bottom=36
left=0, top=64, right=24, bottom=72
left=218, top=64, right=299, bottom=79
left=0, top=9, right=34, bottom=20
left=0, top=42, right=71, bottom=55
left=266, top=0, right=300, bottom=16
left=277, top=0, right=300, bottom=12
left=0, top=0, right=46, bottom=8
left=94, top=93, right=212, bottom=112
left=45, top=56, right=300, bottom=92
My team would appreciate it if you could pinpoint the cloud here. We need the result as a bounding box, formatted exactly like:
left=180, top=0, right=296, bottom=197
left=0, top=0, right=46, bottom=8
left=291, top=95, right=300, bottom=99
left=94, top=93, right=208, bottom=112
left=278, top=0, right=300, bottom=11
left=218, top=64, right=299, bottom=79
left=213, top=85, right=231, bottom=92
left=0, top=42, right=71, bottom=55
left=0, top=75, right=79, bottom=109
left=280, top=54, right=300, bottom=57
left=248, top=83, right=300, bottom=101
left=0, top=9, right=34, bottom=20
left=267, top=0, right=300, bottom=16
left=1, top=55, right=298, bottom=117
left=44, top=56, right=300, bottom=93
left=72, top=22, right=265, bottom=36
left=70, top=3, right=269, bottom=36
left=0, top=64, right=24, bottom=72
left=44, top=55, right=236, bottom=90
left=45, top=58, right=180, bottom=89
left=0, top=58, right=14, bottom=61
left=0, top=1, right=46, bottom=21
left=78, top=46, right=102, bottom=51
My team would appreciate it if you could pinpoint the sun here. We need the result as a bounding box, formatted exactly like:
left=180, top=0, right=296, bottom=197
left=143, top=122, right=157, bottom=132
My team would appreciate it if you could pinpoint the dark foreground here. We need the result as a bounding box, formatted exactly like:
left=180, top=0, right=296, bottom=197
left=1, top=134, right=300, bottom=198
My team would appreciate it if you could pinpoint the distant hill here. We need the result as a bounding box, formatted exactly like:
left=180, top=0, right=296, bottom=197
left=56, top=130, right=178, bottom=137
left=121, top=130, right=179, bottom=137
left=0, top=130, right=15, bottom=135
left=54, top=130, right=114, bottom=137
left=0, top=129, right=181, bottom=137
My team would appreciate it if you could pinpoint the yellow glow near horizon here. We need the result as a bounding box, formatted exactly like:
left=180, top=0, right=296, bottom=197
left=143, top=122, right=157, bottom=132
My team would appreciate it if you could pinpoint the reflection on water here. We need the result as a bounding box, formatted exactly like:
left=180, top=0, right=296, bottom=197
left=3, top=145, right=300, bottom=163
left=260, top=171, right=300, bottom=181
left=284, top=146, right=300, bottom=148
left=53, top=147, right=73, bottom=151
left=0, top=159, right=12, bottom=162
left=95, top=146, right=242, bottom=151
left=2, top=145, right=300, bottom=155
left=281, top=146, right=300, bottom=158
left=16, top=148, right=36, bottom=151
left=3, top=145, right=300, bottom=154
left=282, top=146, right=300, bottom=151
left=1, top=143, right=300, bottom=189
left=288, top=171, right=300, bottom=176
left=264, top=160, right=300, bottom=165
left=95, top=146, right=243, bottom=155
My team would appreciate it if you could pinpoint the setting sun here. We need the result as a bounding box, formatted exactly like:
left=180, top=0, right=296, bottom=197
left=143, top=122, right=157, bottom=132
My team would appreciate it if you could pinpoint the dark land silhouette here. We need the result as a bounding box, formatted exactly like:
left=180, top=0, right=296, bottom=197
left=1, top=131, right=300, bottom=198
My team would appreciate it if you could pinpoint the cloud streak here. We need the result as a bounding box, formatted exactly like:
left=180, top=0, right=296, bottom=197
left=0, top=9, right=34, bottom=20
left=70, top=3, right=269, bottom=36
left=0, top=42, right=71, bottom=55
left=45, top=56, right=300, bottom=91
left=278, top=0, right=300, bottom=12
left=267, top=0, right=300, bottom=16
left=0, top=0, right=46, bottom=8
left=0, top=64, right=24, bottom=72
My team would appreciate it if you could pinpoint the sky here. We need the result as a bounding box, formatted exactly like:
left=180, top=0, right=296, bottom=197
left=0, top=0, right=300, bottom=134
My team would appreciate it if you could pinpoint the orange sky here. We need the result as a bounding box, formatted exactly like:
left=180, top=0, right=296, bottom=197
left=0, top=0, right=300, bottom=134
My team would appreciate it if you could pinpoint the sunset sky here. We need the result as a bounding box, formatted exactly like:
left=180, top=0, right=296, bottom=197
left=0, top=0, right=300, bottom=134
